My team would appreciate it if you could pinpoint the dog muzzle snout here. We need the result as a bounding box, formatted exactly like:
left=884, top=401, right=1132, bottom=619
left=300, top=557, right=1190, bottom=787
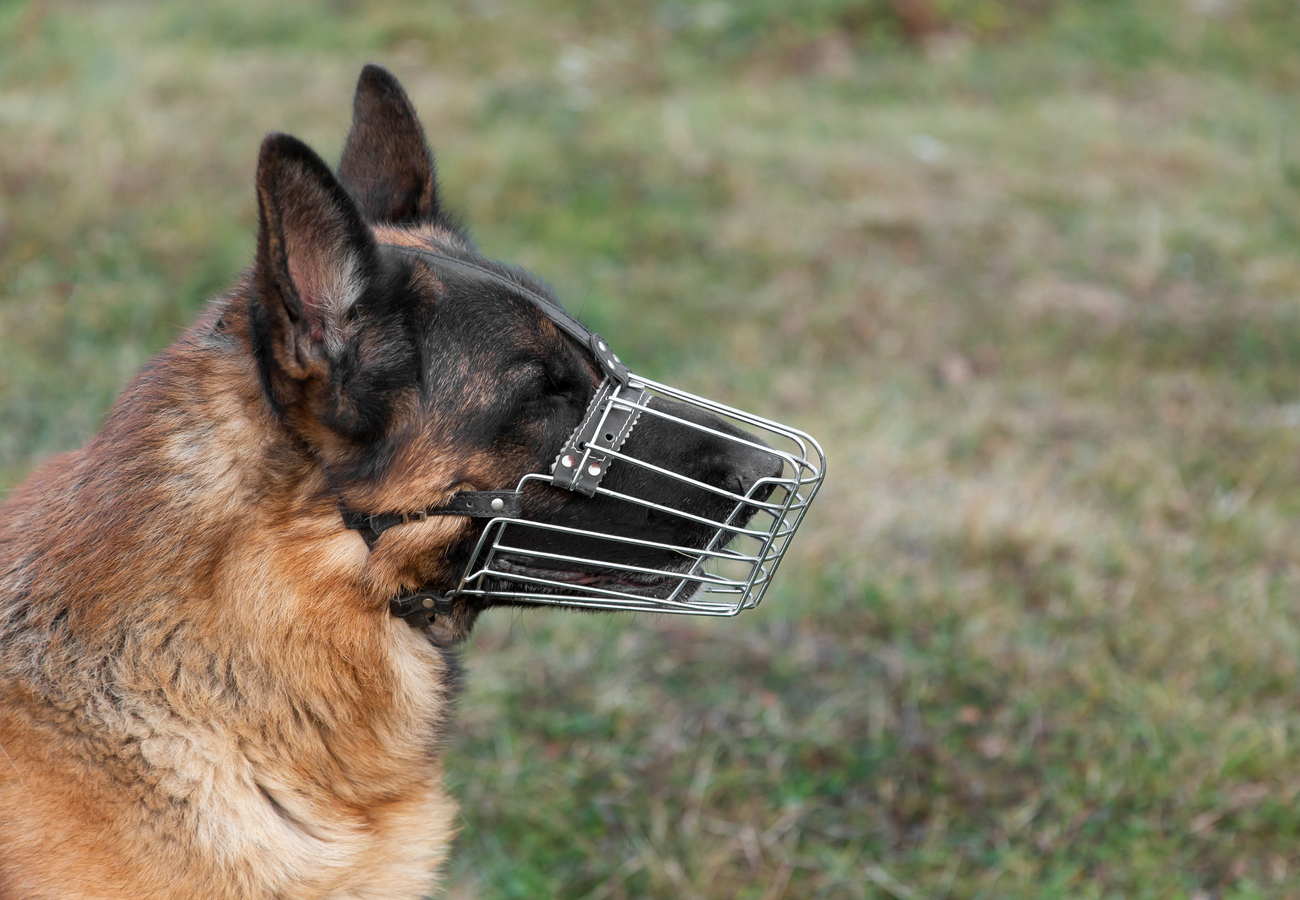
left=342, top=247, right=826, bottom=625
left=445, top=375, right=823, bottom=619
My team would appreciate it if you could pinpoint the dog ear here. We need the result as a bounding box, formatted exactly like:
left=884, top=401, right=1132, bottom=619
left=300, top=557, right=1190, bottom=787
left=337, top=64, right=439, bottom=225
left=252, top=133, right=386, bottom=433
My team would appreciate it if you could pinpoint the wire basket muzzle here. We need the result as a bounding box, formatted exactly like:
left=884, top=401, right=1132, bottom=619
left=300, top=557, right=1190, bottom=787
left=451, top=375, right=825, bottom=616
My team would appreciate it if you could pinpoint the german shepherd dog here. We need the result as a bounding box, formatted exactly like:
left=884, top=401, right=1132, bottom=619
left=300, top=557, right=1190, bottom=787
left=0, top=66, right=784, bottom=898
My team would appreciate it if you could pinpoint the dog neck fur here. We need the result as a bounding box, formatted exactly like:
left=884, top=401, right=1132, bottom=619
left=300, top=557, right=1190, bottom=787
left=0, top=291, right=460, bottom=900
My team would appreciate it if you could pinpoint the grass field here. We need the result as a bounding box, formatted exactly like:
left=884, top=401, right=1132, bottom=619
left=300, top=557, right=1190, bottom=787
left=5, top=1, right=1300, bottom=896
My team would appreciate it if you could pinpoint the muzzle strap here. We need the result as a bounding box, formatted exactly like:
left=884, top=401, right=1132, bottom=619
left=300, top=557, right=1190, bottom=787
left=552, top=377, right=649, bottom=496
left=341, top=489, right=524, bottom=549
left=340, top=372, right=645, bottom=560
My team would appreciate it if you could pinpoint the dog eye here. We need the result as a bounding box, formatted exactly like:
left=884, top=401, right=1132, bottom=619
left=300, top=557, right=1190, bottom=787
left=507, top=354, right=589, bottom=412
left=541, top=367, right=573, bottom=397
left=513, top=361, right=571, bottom=397
left=502, top=364, right=560, bottom=411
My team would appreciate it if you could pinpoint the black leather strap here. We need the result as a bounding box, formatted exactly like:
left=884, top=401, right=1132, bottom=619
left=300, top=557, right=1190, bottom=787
left=390, top=591, right=457, bottom=627
left=552, top=378, right=649, bottom=496
left=341, top=490, right=523, bottom=549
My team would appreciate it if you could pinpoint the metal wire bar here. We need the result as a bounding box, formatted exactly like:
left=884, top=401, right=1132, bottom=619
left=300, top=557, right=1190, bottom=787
left=607, top=395, right=812, bottom=471
left=479, top=543, right=752, bottom=587
left=447, top=374, right=825, bottom=617
left=470, top=516, right=768, bottom=561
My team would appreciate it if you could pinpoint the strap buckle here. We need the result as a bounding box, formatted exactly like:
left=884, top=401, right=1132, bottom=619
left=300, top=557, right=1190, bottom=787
left=390, top=590, right=457, bottom=627
left=588, top=333, right=630, bottom=386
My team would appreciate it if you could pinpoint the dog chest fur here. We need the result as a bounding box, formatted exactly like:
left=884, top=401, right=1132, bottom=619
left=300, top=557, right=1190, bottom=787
left=0, top=308, right=460, bottom=899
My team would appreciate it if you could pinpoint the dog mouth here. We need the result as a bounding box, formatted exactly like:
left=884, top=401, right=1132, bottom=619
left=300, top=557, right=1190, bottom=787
left=409, top=556, right=696, bottom=646
left=413, top=393, right=802, bottom=622
left=457, top=475, right=782, bottom=612
left=483, top=553, right=704, bottom=604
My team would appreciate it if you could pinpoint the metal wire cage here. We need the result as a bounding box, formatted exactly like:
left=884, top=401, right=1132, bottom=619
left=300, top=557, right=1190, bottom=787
left=450, top=375, right=826, bottom=616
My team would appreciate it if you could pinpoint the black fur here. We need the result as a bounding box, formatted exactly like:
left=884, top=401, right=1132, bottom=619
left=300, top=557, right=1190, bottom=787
left=256, top=65, right=780, bottom=613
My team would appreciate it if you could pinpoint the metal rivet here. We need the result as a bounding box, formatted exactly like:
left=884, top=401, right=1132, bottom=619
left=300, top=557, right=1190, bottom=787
left=588, top=463, right=602, bottom=476
left=597, top=341, right=607, bottom=351
left=422, top=597, right=435, bottom=609
left=561, top=454, right=574, bottom=468
left=490, top=497, right=505, bottom=512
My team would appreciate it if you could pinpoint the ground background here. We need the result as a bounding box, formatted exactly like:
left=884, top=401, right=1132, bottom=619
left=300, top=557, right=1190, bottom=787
left=3, top=1, right=1300, bottom=897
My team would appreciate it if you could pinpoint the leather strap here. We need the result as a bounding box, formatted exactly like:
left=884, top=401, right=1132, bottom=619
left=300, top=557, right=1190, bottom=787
left=389, top=591, right=457, bottom=628
left=551, top=378, right=649, bottom=496
left=341, top=490, right=523, bottom=549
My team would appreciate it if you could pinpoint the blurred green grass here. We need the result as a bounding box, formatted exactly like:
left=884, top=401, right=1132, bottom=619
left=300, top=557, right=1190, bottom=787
left=5, top=1, right=1300, bottom=897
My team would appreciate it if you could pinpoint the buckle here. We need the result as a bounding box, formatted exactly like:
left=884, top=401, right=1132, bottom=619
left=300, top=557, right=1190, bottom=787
left=588, top=333, right=631, bottom=386
left=391, top=590, right=457, bottom=627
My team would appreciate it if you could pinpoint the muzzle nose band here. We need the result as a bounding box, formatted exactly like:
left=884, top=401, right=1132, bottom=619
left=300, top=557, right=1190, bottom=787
left=551, top=377, right=650, bottom=496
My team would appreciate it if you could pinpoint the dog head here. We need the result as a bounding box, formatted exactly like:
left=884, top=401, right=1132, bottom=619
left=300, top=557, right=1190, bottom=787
left=247, top=66, right=792, bottom=642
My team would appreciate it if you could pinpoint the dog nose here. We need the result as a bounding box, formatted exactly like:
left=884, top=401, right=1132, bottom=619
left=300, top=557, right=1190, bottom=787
left=730, top=441, right=785, bottom=502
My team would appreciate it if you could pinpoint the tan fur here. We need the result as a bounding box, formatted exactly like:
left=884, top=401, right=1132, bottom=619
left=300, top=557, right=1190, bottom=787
left=0, top=66, right=580, bottom=898
left=0, top=292, right=460, bottom=899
